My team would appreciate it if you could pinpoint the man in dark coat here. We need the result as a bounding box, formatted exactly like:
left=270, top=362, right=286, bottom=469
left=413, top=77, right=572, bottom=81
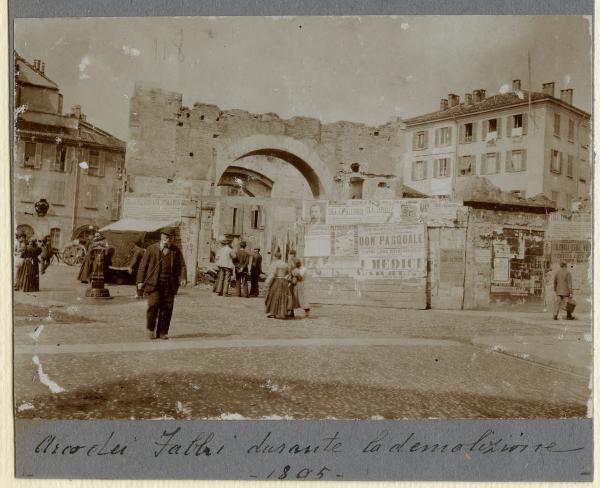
left=553, top=261, right=574, bottom=320
left=248, top=247, right=263, bottom=297
left=137, top=229, right=187, bottom=339
left=233, top=241, right=250, bottom=297
left=39, top=236, right=52, bottom=274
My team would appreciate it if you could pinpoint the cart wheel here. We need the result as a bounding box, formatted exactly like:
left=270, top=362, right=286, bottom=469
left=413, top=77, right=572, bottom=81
left=63, top=244, right=86, bottom=266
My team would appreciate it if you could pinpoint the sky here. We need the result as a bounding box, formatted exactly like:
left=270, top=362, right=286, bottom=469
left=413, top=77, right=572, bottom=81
left=14, top=16, right=592, bottom=141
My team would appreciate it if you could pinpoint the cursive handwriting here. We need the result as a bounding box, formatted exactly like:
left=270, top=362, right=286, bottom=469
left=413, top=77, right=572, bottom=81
left=362, top=429, right=585, bottom=455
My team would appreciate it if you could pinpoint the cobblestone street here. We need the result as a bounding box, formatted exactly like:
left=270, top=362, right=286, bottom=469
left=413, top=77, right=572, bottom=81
left=14, top=264, right=592, bottom=420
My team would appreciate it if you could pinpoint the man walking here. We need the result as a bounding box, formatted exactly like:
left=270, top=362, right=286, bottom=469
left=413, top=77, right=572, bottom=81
left=137, top=228, right=187, bottom=340
left=248, top=247, right=262, bottom=297
left=553, top=261, right=574, bottom=320
left=39, top=236, right=53, bottom=274
left=214, top=238, right=234, bottom=296
left=233, top=240, right=250, bottom=297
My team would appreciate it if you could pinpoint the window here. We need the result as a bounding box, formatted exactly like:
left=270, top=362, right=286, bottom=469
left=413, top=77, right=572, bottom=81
left=24, top=142, right=37, bottom=168
left=413, top=131, right=428, bottom=150
left=232, top=207, right=238, bottom=233
left=349, top=177, right=364, bottom=199
left=568, top=119, right=575, bottom=141
left=251, top=208, right=260, bottom=229
left=49, top=228, right=61, bottom=249
left=481, top=152, right=500, bottom=174
left=506, top=150, right=526, bottom=172
left=435, top=127, right=452, bottom=146
left=484, top=118, right=501, bottom=142
left=553, top=113, right=561, bottom=137
left=509, top=113, right=526, bottom=137
left=18, top=176, right=34, bottom=202
left=412, top=160, right=427, bottom=180
left=41, top=143, right=56, bottom=168
left=53, top=146, right=68, bottom=172
left=434, top=158, right=450, bottom=178
left=550, top=191, right=559, bottom=203
left=87, top=150, right=102, bottom=176
left=458, top=155, right=475, bottom=176
left=464, top=123, right=473, bottom=143
left=83, top=184, right=98, bottom=209
left=566, top=155, right=574, bottom=178
left=550, top=150, right=562, bottom=174
left=49, top=180, right=66, bottom=205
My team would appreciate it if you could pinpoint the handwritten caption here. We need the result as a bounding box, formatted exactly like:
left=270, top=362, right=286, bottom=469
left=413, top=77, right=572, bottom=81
left=31, top=426, right=585, bottom=480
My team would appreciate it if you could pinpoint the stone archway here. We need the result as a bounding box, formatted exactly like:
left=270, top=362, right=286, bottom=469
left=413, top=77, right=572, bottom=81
left=216, top=135, right=333, bottom=199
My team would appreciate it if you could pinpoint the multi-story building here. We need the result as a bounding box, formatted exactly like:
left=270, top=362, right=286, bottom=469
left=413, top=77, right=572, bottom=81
left=403, top=80, right=591, bottom=210
left=13, top=53, right=126, bottom=249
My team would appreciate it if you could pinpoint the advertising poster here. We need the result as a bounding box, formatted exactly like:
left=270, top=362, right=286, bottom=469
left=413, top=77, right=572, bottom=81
left=302, top=200, right=328, bottom=224
left=326, top=200, right=367, bottom=225
left=439, top=248, right=465, bottom=285
left=357, top=223, right=426, bottom=279
left=304, top=224, right=331, bottom=256
left=332, top=225, right=358, bottom=256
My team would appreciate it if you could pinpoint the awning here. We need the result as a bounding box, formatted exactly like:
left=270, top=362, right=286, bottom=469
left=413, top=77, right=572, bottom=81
left=99, top=218, right=180, bottom=232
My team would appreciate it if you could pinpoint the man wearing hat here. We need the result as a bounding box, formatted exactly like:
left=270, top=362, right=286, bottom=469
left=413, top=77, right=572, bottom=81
left=214, top=238, right=234, bottom=296
left=137, top=228, right=187, bottom=339
left=553, top=261, right=574, bottom=320
left=233, top=240, right=250, bottom=297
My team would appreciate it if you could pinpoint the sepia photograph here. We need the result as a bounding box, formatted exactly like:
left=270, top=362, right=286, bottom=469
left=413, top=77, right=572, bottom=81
left=11, top=13, right=592, bottom=431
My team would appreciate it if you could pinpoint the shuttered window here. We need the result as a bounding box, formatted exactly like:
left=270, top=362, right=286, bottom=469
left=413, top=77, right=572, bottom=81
left=506, top=149, right=527, bottom=172
left=550, top=150, right=562, bottom=174
left=87, top=150, right=105, bottom=177
left=23, top=142, right=37, bottom=168
left=481, top=152, right=501, bottom=174
left=568, top=119, right=575, bottom=141
left=412, top=160, right=427, bottom=180
left=413, top=131, right=428, bottom=150
left=49, top=180, right=66, bottom=205
left=566, top=155, right=574, bottom=178
left=41, top=143, right=56, bottom=168
left=433, top=158, right=450, bottom=178
left=83, top=184, right=99, bottom=209
left=18, top=176, right=34, bottom=202
left=458, top=155, right=475, bottom=176
left=52, top=146, right=68, bottom=172
left=553, top=113, right=561, bottom=137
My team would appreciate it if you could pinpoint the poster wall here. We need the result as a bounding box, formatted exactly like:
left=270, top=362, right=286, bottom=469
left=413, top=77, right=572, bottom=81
left=357, top=223, right=427, bottom=279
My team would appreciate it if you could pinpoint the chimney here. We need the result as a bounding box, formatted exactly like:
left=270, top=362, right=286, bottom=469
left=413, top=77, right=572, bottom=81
left=512, top=79, right=521, bottom=91
left=542, top=82, right=555, bottom=97
left=71, top=105, right=82, bottom=119
left=440, top=98, right=449, bottom=111
left=40, top=62, right=45, bottom=74
left=464, top=93, right=473, bottom=105
left=560, top=89, right=573, bottom=105
left=479, top=89, right=486, bottom=99
left=472, top=90, right=481, bottom=103
left=33, top=59, right=39, bottom=70
left=448, top=94, right=460, bottom=107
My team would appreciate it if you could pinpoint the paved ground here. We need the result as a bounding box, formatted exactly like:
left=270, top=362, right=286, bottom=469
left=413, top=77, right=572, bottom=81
left=13, top=264, right=592, bottom=420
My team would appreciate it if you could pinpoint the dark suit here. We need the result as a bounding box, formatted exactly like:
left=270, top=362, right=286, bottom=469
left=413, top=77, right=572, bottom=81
left=137, top=243, right=187, bottom=337
left=233, top=248, right=250, bottom=297
left=249, top=251, right=262, bottom=297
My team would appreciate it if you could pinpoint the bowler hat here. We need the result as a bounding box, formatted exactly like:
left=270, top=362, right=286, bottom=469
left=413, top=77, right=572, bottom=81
left=160, top=227, right=176, bottom=237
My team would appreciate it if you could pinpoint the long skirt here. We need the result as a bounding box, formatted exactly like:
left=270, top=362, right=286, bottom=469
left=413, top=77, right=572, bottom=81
left=265, top=277, right=292, bottom=319
left=292, top=281, right=309, bottom=310
left=16, top=258, right=39, bottom=292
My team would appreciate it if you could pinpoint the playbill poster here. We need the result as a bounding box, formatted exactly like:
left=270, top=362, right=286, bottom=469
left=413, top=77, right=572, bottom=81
left=6, top=1, right=594, bottom=484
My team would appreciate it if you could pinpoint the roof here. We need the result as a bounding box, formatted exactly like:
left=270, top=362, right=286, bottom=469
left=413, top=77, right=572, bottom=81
left=15, top=53, right=59, bottom=90
left=456, top=176, right=557, bottom=209
left=404, top=90, right=590, bottom=126
left=100, top=218, right=180, bottom=232
left=17, top=112, right=126, bottom=151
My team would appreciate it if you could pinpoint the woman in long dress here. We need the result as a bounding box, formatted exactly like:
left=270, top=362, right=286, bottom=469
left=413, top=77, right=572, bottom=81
left=264, top=250, right=293, bottom=319
left=16, top=239, right=41, bottom=292
left=290, top=258, right=310, bottom=317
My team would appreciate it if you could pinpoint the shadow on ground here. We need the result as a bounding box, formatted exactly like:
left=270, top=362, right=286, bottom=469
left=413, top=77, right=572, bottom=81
left=15, top=372, right=586, bottom=420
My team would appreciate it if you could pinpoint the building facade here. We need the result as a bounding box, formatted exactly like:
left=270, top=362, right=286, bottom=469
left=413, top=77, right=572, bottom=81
left=403, top=80, right=591, bottom=210
left=14, top=53, right=126, bottom=249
